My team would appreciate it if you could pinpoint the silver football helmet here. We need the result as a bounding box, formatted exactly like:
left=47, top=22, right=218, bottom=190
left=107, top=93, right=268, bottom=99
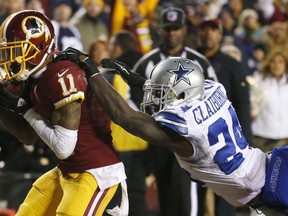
left=141, top=57, right=205, bottom=115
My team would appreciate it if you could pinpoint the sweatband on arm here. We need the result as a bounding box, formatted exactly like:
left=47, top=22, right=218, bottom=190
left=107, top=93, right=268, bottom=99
left=23, top=108, right=78, bottom=159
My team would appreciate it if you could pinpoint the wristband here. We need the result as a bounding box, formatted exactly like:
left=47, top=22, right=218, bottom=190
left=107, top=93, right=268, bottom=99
left=83, top=57, right=100, bottom=78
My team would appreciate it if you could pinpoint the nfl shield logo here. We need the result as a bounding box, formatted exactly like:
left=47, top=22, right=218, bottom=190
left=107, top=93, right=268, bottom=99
left=166, top=11, right=178, bottom=22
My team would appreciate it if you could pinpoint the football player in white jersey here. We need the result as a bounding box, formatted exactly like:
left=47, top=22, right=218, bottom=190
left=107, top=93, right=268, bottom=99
left=53, top=48, right=288, bottom=215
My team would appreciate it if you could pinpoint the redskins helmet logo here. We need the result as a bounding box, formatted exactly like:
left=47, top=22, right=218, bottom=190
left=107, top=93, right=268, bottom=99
left=22, top=16, right=45, bottom=38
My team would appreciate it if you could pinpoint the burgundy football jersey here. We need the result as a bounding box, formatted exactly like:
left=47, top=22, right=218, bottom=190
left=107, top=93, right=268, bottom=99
left=33, top=60, right=121, bottom=174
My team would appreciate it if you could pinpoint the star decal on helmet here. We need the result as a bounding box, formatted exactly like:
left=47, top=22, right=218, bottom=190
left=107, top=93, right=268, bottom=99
left=167, top=62, right=194, bottom=86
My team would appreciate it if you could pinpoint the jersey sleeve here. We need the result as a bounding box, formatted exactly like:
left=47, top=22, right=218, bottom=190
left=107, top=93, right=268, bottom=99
left=154, top=108, right=188, bottom=137
left=46, top=66, right=87, bottom=109
left=204, top=80, right=227, bottom=96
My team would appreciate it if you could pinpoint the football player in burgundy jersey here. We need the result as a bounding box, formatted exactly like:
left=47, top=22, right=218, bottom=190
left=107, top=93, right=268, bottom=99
left=0, top=11, right=128, bottom=216
left=56, top=47, right=288, bottom=216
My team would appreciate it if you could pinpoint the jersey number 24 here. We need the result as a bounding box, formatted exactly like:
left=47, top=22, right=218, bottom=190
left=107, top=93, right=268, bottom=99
left=208, top=106, right=248, bottom=174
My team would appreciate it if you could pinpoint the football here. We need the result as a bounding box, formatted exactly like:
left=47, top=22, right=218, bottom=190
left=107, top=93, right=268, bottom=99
left=4, top=81, right=23, bottom=95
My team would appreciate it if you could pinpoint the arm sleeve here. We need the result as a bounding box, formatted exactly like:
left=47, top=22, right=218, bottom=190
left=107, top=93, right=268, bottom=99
left=23, top=108, right=78, bottom=160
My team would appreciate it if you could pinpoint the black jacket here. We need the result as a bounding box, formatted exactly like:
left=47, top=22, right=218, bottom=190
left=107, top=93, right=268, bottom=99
left=204, top=49, right=252, bottom=144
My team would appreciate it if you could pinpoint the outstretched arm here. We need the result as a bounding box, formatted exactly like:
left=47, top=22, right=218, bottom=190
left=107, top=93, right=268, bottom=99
left=55, top=47, right=193, bottom=156
left=89, top=73, right=168, bottom=146
left=88, top=74, right=193, bottom=156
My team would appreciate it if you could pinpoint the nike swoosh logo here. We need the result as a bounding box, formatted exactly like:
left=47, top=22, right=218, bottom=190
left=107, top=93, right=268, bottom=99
left=57, top=69, right=69, bottom=77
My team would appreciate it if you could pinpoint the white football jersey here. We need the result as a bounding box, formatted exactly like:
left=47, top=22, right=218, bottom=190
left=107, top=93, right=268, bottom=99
left=154, top=80, right=267, bottom=207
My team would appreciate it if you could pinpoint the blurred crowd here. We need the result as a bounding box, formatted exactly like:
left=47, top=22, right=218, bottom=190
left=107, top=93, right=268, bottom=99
left=1, top=0, right=288, bottom=216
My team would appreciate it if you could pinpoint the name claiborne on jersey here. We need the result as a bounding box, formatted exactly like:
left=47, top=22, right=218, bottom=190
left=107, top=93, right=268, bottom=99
left=192, top=86, right=227, bottom=124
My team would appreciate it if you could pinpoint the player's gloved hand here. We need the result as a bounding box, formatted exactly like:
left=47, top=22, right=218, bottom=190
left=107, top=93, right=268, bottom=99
left=54, top=47, right=100, bottom=78
left=0, top=80, right=33, bottom=115
left=100, top=58, right=146, bottom=88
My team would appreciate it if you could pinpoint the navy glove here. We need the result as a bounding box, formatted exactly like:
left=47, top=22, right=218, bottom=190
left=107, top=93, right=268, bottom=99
left=54, top=47, right=100, bottom=78
left=0, top=80, right=33, bottom=114
left=100, top=58, right=146, bottom=88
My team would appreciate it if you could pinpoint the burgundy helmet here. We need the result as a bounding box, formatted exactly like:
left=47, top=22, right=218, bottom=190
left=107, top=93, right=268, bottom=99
left=0, top=10, right=56, bottom=82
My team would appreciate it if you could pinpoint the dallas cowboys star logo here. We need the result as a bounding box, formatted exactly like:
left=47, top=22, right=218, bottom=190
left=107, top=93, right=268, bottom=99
left=167, top=62, right=194, bottom=86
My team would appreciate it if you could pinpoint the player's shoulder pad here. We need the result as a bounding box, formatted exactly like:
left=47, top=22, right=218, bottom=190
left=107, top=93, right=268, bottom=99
left=154, top=107, right=188, bottom=136
left=204, top=80, right=227, bottom=94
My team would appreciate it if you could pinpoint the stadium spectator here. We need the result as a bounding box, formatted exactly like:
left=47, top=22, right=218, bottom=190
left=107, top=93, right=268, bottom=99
left=218, top=8, right=237, bottom=37
left=109, top=0, right=159, bottom=54
left=246, top=43, right=267, bottom=75
left=260, top=20, right=288, bottom=57
left=88, top=39, right=109, bottom=71
left=25, top=0, right=45, bottom=14
left=0, top=0, right=25, bottom=24
left=184, top=4, right=202, bottom=50
left=0, top=10, right=128, bottom=215
left=234, top=9, right=263, bottom=59
left=70, top=0, right=108, bottom=52
left=255, top=0, right=288, bottom=24
left=51, top=0, right=83, bottom=51
left=220, top=44, right=242, bottom=62
left=218, top=8, right=249, bottom=70
left=222, top=0, right=244, bottom=24
left=195, top=0, right=225, bottom=19
left=250, top=48, right=288, bottom=152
